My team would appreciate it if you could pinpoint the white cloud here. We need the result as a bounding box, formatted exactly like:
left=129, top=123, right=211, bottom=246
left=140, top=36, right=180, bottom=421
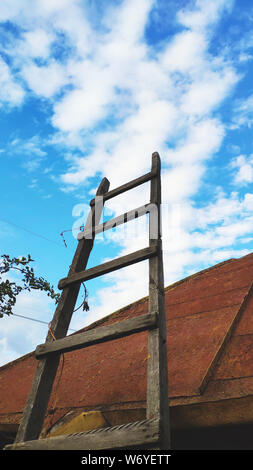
left=52, top=70, right=114, bottom=131
left=165, top=118, right=225, bottom=166
left=70, top=186, right=253, bottom=334
left=177, top=0, right=235, bottom=31
left=181, top=68, right=238, bottom=117
left=162, top=164, right=204, bottom=204
left=161, top=30, right=207, bottom=73
left=0, top=337, right=19, bottom=367
left=231, top=154, right=253, bottom=184
left=10, top=136, right=47, bottom=157
left=22, top=28, right=54, bottom=59
left=0, top=289, right=55, bottom=367
left=38, top=0, right=76, bottom=14
left=51, top=0, right=238, bottom=195
left=0, top=0, right=24, bottom=22
left=1, top=0, right=253, bottom=362
left=49, top=0, right=248, bottom=323
left=51, top=0, right=155, bottom=133
left=0, top=58, right=24, bottom=108
left=8, top=135, right=47, bottom=172
left=22, top=61, right=68, bottom=98
left=104, top=0, right=154, bottom=44
left=233, top=95, right=253, bottom=128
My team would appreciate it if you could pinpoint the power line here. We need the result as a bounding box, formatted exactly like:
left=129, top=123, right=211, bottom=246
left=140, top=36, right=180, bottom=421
left=0, top=217, right=62, bottom=247
left=2, top=312, right=76, bottom=332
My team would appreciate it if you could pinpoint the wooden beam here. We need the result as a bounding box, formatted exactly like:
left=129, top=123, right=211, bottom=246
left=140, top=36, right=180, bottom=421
left=35, top=312, right=158, bottom=358
left=5, top=418, right=159, bottom=450
left=89, top=170, right=156, bottom=206
left=77, top=203, right=151, bottom=240
left=14, top=177, right=110, bottom=444
left=146, top=152, right=171, bottom=449
left=58, top=245, right=158, bottom=290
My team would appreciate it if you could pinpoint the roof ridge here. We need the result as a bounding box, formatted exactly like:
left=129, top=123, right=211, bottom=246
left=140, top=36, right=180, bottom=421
left=199, top=280, right=253, bottom=394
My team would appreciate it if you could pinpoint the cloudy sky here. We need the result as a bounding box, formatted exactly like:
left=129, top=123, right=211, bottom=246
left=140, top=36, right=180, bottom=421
left=1, top=0, right=253, bottom=366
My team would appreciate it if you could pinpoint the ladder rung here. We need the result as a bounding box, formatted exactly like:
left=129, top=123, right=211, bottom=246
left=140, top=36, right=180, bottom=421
left=58, top=245, right=158, bottom=290
left=77, top=203, right=151, bottom=240
left=89, top=170, right=156, bottom=206
left=35, top=312, right=158, bottom=358
left=5, top=418, right=159, bottom=450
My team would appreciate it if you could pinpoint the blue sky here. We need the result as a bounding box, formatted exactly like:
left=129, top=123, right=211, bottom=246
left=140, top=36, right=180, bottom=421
left=1, top=0, right=253, bottom=366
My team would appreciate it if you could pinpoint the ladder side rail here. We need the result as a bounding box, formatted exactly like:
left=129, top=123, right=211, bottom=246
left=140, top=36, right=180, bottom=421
left=146, top=152, right=171, bottom=449
left=14, top=177, right=110, bottom=444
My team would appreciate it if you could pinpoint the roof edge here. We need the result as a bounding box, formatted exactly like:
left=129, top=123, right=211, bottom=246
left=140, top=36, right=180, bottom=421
left=75, top=256, right=239, bottom=334
left=0, top=350, right=35, bottom=373
left=1, top=252, right=253, bottom=370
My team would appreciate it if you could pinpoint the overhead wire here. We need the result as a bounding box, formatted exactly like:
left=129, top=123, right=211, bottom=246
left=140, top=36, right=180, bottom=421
left=0, top=217, right=63, bottom=247
left=0, top=217, right=88, bottom=328
left=0, top=216, right=85, bottom=248
left=1, top=312, right=76, bottom=332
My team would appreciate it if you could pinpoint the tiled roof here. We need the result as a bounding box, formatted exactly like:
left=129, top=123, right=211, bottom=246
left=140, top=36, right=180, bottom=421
left=1, top=252, right=253, bottom=430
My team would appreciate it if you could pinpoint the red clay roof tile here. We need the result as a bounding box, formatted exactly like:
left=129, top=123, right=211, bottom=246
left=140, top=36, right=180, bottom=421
left=1, top=252, right=253, bottom=427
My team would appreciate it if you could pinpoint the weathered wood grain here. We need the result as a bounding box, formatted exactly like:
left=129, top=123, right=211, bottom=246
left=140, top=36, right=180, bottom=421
left=36, top=312, right=158, bottom=358
left=146, top=152, right=170, bottom=449
left=58, top=245, right=158, bottom=289
left=5, top=418, right=160, bottom=450
left=77, top=203, right=151, bottom=240
left=14, top=177, right=110, bottom=444
left=89, top=170, right=156, bottom=206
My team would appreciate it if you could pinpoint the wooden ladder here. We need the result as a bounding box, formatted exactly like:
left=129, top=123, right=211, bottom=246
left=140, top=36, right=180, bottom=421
left=5, top=152, right=170, bottom=450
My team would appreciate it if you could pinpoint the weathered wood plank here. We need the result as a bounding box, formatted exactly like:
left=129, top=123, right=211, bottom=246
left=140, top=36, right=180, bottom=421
left=90, top=170, right=156, bottom=206
left=5, top=418, right=160, bottom=450
left=58, top=245, right=158, bottom=289
left=146, top=152, right=170, bottom=449
left=36, top=312, right=158, bottom=358
left=77, top=203, right=151, bottom=240
left=14, top=177, right=110, bottom=444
